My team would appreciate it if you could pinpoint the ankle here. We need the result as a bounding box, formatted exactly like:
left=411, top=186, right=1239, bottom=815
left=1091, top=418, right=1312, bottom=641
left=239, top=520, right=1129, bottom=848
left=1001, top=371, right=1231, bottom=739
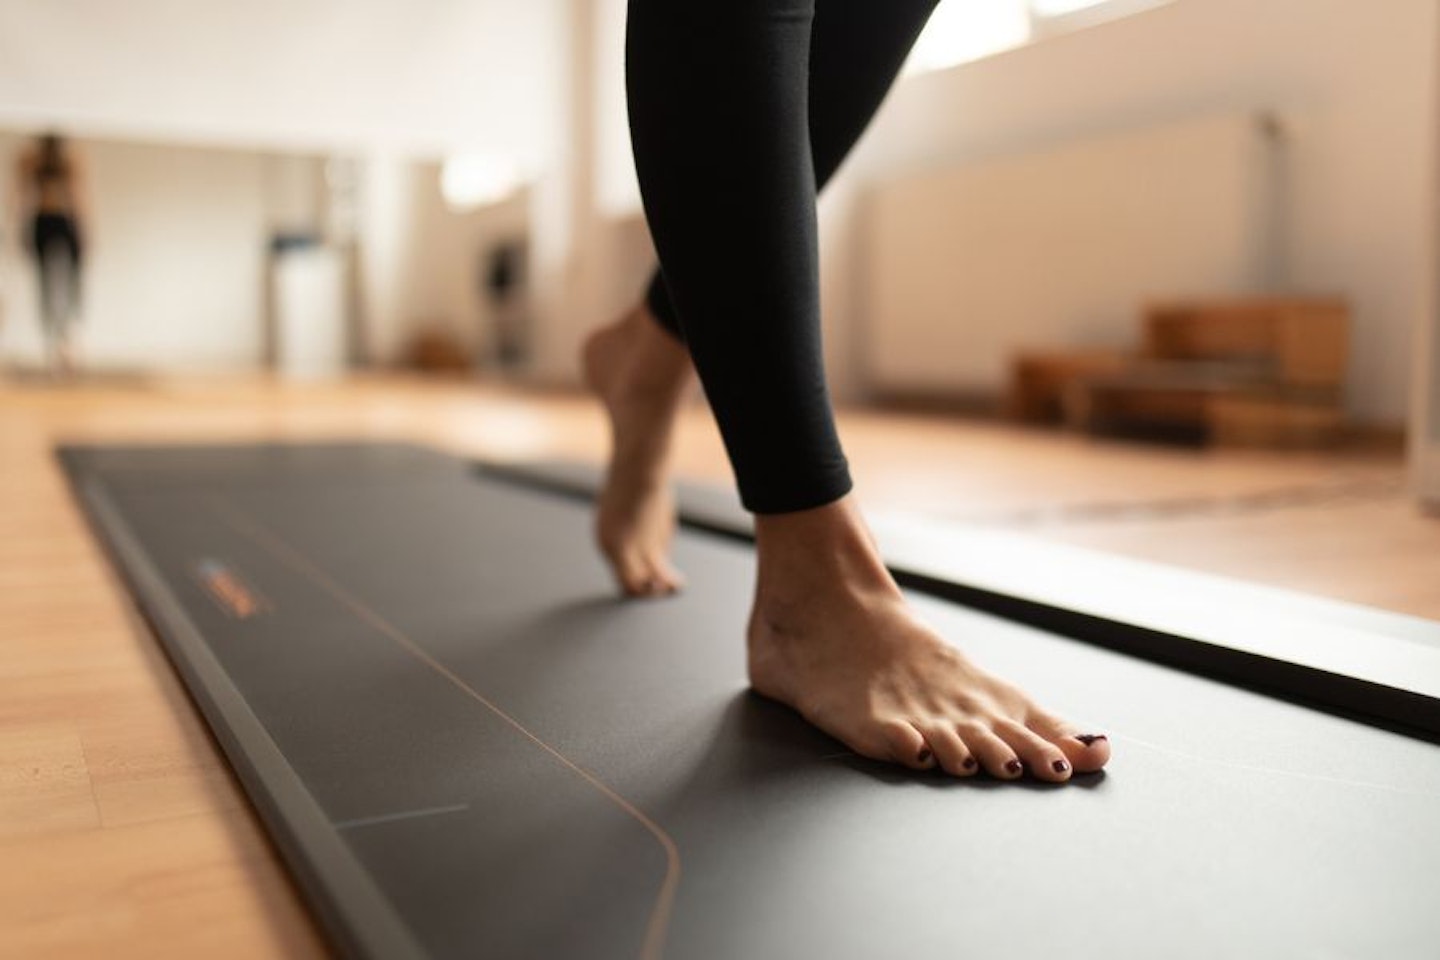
left=625, top=310, right=692, bottom=388
left=754, top=495, right=871, bottom=551
left=606, top=436, right=673, bottom=485
left=585, top=312, right=689, bottom=401
left=753, top=496, right=900, bottom=607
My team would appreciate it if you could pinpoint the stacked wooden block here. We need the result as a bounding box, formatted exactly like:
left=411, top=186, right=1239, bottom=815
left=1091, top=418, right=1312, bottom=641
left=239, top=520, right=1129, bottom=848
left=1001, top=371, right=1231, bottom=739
left=1008, top=297, right=1350, bottom=447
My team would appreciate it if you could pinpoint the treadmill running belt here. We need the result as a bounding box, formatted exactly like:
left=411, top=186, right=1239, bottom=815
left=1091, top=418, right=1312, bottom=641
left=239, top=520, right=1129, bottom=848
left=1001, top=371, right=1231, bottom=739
left=61, top=442, right=1440, bottom=960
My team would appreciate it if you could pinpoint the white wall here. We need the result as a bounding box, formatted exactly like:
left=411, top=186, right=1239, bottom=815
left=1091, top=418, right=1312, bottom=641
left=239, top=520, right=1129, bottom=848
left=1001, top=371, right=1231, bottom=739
left=1414, top=20, right=1440, bottom=504
left=865, top=111, right=1275, bottom=393
left=356, top=157, right=531, bottom=366
left=819, top=0, right=1437, bottom=423
left=1, top=133, right=270, bottom=371
left=522, top=0, right=659, bottom=386
left=0, top=0, right=568, bottom=162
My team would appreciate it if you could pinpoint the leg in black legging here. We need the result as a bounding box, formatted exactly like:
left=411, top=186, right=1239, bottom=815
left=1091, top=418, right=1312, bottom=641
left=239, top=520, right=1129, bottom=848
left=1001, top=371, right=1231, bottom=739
left=585, top=0, right=936, bottom=594
left=640, top=0, right=940, bottom=349
left=603, top=0, right=1113, bottom=781
left=30, top=213, right=83, bottom=369
left=626, top=0, right=938, bottom=514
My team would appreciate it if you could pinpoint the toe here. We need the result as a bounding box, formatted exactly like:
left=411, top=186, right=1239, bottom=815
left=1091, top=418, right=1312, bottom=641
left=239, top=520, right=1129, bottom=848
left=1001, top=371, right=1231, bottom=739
left=1027, top=710, right=1111, bottom=773
left=614, top=550, right=656, bottom=597
left=996, top=720, right=1072, bottom=782
left=1063, top=733, right=1110, bottom=773
left=916, top=722, right=978, bottom=777
left=649, top=555, right=686, bottom=595
left=957, top=723, right=1023, bottom=780
left=881, top=720, right=935, bottom=770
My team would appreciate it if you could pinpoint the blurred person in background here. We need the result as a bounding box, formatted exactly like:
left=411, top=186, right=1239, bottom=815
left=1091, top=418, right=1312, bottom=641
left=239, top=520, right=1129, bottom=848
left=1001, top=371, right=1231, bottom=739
left=12, top=132, right=88, bottom=375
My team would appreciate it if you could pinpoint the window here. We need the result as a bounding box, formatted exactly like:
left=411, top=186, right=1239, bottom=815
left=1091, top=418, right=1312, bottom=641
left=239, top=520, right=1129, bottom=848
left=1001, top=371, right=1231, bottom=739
left=1030, top=0, right=1110, bottom=15
left=906, top=0, right=1173, bottom=75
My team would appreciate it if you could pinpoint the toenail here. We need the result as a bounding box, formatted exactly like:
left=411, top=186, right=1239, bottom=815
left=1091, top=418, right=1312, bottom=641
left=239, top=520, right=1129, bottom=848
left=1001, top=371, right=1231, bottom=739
left=1004, top=759, right=1022, bottom=776
left=1052, top=759, right=1070, bottom=774
left=1074, top=734, right=1107, bottom=746
left=962, top=756, right=977, bottom=770
left=917, top=748, right=933, bottom=764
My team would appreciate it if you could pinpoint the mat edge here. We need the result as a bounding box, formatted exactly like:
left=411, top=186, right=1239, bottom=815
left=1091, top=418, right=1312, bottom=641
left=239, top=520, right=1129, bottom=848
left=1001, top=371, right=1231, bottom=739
left=57, top=445, right=428, bottom=960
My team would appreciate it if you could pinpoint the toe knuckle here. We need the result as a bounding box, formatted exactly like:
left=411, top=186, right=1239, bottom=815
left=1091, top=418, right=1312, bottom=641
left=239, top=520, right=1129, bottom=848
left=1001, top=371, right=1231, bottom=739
left=953, top=719, right=986, bottom=740
left=878, top=719, right=916, bottom=743
left=992, top=717, right=1027, bottom=738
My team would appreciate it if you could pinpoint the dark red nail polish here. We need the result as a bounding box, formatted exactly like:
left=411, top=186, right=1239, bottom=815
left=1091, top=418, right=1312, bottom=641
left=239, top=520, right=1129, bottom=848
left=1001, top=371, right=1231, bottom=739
left=962, top=756, right=977, bottom=770
left=1004, top=758, right=1022, bottom=776
left=917, top=748, right=932, bottom=764
left=1074, top=734, right=1107, bottom=746
left=1052, top=759, right=1070, bottom=774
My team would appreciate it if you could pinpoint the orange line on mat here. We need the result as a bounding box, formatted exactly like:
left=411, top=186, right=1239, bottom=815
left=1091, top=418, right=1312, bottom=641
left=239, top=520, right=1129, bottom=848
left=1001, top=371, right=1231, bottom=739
left=207, top=495, right=682, bottom=960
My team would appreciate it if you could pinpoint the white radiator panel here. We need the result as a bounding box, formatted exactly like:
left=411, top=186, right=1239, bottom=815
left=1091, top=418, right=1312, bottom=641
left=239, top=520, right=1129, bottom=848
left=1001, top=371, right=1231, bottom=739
left=864, top=112, right=1274, bottom=394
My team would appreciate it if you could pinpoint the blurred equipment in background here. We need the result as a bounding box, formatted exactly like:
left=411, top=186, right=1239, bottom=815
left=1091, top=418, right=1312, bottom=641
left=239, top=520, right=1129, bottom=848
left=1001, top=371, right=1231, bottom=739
left=263, top=154, right=364, bottom=381
left=14, top=131, right=86, bottom=375
left=403, top=322, right=472, bottom=374
left=270, top=233, right=348, bottom=380
left=482, top=238, right=528, bottom=370
left=1006, top=348, right=1128, bottom=423
left=1009, top=296, right=1351, bottom=448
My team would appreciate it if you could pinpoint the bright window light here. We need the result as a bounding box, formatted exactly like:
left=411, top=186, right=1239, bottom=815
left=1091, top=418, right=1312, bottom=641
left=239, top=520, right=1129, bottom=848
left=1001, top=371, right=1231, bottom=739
left=440, top=153, right=525, bottom=211
left=908, top=0, right=1032, bottom=74
left=907, top=0, right=1171, bottom=76
left=1030, top=0, right=1110, bottom=14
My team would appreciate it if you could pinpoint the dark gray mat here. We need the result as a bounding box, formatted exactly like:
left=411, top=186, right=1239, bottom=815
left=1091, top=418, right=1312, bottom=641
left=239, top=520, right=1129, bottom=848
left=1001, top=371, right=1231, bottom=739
left=62, top=442, right=1440, bottom=960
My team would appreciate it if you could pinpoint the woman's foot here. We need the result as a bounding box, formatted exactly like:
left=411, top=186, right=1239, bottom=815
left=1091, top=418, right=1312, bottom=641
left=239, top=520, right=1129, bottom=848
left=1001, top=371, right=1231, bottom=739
left=748, top=496, right=1111, bottom=781
left=582, top=303, right=694, bottom=597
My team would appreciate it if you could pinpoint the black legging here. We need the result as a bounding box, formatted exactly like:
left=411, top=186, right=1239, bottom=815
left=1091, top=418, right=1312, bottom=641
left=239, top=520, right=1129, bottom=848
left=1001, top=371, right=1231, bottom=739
left=30, top=212, right=84, bottom=339
left=626, top=0, right=939, bottom=514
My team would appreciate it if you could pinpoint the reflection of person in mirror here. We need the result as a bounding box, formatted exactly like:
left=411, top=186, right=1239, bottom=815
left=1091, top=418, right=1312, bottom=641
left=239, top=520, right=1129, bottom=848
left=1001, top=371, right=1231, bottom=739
left=484, top=241, right=526, bottom=370
left=14, top=132, right=88, bottom=375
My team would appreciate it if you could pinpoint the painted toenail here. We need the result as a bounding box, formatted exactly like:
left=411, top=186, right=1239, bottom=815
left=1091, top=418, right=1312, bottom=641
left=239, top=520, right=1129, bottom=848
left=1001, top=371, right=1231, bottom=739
left=1074, top=734, right=1107, bottom=746
left=917, top=748, right=932, bottom=764
left=1052, top=759, right=1070, bottom=774
left=1004, top=759, right=1022, bottom=776
left=962, top=756, right=977, bottom=770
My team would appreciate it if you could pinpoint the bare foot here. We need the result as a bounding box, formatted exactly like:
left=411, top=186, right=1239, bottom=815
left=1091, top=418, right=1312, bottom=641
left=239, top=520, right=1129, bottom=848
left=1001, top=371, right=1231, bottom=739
left=582, top=303, right=694, bottom=597
left=747, top=496, right=1112, bottom=781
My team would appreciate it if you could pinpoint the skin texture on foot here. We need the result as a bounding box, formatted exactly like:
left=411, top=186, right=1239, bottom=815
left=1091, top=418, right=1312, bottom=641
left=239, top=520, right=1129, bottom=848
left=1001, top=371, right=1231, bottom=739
left=749, top=496, right=1111, bottom=781
left=582, top=305, right=695, bottom=597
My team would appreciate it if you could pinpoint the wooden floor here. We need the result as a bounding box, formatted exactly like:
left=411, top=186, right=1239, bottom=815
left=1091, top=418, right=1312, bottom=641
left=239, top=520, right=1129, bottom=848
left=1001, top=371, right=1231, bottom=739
left=3, top=374, right=1437, bottom=958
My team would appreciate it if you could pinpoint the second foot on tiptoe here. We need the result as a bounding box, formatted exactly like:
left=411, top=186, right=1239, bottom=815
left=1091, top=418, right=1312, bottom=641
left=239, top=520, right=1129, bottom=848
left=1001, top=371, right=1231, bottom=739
left=747, top=495, right=1112, bottom=781
left=582, top=301, right=695, bottom=598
